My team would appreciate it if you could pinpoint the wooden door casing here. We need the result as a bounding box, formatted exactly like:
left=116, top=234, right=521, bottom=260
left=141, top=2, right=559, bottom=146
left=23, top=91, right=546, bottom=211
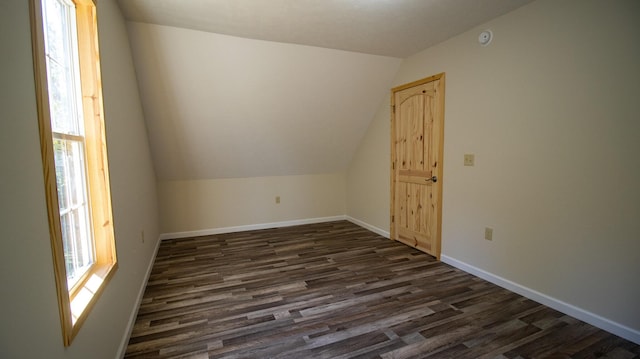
left=390, top=73, right=445, bottom=259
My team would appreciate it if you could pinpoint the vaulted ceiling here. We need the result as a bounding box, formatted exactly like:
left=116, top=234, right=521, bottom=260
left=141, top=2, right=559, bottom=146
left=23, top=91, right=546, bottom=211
left=117, top=0, right=533, bottom=180
left=126, top=22, right=401, bottom=180
left=118, top=0, right=533, bottom=58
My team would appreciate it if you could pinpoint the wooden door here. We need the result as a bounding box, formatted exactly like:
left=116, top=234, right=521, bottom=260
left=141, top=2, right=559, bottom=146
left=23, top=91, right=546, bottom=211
left=391, top=73, right=445, bottom=259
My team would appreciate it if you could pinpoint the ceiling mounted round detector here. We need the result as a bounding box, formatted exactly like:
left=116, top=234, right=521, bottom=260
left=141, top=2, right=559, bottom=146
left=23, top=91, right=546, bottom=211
left=478, top=30, right=493, bottom=46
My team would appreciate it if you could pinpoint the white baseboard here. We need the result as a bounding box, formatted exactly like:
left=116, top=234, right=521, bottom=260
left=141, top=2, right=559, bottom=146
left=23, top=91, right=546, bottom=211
left=441, top=254, right=640, bottom=345
left=117, top=236, right=162, bottom=359
left=159, top=215, right=347, bottom=240
left=345, top=216, right=390, bottom=238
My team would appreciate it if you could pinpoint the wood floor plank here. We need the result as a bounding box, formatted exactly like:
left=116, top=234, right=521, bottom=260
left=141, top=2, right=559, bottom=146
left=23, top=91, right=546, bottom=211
left=125, top=221, right=638, bottom=358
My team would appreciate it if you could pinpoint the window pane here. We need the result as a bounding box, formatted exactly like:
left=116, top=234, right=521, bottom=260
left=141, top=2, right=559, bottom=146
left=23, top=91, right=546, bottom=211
left=54, top=139, right=94, bottom=289
left=53, top=139, right=69, bottom=210
left=42, top=0, right=83, bottom=136
left=47, top=58, right=76, bottom=134
left=43, top=0, right=66, bottom=62
left=62, top=209, right=94, bottom=289
left=67, top=141, right=79, bottom=205
left=54, top=138, right=88, bottom=210
left=60, top=212, right=72, bottom=274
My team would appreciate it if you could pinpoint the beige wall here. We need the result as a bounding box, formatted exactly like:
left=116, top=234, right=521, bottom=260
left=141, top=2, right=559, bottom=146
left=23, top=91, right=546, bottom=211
left=127, top=21, right=400, bottom=237
left=126, top=22, right=401, bottom=181
left=347, top=0, right=640, bottom=332
left=0, top=0, right=160, bottom=358
left=346, top=98, right=391, bottom=234
left=158, top=174, right=346, bottom=234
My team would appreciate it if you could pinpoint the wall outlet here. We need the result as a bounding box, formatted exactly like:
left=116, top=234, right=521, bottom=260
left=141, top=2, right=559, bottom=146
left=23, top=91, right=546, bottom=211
left=464, top=154, right=475, bottom=166
left=484, top=227, right=493, bottom=241
left=275, top=196, right=280, bottom=204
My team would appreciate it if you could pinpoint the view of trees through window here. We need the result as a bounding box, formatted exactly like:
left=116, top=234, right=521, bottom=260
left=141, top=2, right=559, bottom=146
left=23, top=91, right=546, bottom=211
left=42, top=0, right=95, bottom=290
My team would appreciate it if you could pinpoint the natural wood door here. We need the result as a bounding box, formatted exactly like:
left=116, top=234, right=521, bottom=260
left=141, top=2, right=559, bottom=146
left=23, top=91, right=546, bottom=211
left=390, top=73, right=445, bottom=259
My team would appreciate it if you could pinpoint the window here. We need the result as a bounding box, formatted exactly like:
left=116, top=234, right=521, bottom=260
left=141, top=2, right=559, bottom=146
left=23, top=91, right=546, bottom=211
left=30, top=0, right=117, bottom=346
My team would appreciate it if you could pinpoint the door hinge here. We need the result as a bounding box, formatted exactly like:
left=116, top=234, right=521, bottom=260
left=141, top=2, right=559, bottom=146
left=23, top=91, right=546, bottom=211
left=392, top=105, right=396, bottom=113
left=391, top=215, right=395, bottom=223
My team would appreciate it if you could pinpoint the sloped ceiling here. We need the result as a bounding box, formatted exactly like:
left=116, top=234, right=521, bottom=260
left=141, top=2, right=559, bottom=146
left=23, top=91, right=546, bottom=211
left=118, top=0, right=534, bottom=58
left=119, top=1, right=533, bottom=180
left=127, top=23, right=401, bottom=180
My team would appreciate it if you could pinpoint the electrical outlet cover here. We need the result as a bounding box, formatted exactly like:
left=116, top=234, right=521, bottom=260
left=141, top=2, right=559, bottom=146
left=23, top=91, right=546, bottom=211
left=464, top=154, right=475, bottom=166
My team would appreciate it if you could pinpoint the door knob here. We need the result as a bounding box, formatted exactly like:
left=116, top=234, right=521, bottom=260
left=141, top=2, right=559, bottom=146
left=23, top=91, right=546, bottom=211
left=425, top=176, right=437, bottom=183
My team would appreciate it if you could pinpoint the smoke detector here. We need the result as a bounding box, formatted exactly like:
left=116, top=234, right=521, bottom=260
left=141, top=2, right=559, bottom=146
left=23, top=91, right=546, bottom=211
left=478, top=30, right=493, bottom=46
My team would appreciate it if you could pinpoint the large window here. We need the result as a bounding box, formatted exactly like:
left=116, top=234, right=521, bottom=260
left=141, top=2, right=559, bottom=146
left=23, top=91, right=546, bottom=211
left=30, top=0, right=117, bottom=346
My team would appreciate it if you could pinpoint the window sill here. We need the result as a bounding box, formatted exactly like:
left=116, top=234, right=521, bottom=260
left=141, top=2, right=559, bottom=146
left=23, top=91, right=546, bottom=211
left=69, top=262, right=117, bottom=331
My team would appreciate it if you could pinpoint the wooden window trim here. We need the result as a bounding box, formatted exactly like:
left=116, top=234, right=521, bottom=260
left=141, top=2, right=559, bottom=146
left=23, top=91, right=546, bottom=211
left=30, top=0, right=117, bottom=346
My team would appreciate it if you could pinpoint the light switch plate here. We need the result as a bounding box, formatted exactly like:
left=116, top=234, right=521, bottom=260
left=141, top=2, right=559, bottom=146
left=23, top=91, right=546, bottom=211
left=464, top=154, right=475, bottom=166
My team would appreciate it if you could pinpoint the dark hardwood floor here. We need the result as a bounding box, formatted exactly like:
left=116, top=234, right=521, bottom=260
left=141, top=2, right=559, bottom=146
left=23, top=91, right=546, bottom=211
left=125, top=221, right=639, bottom=358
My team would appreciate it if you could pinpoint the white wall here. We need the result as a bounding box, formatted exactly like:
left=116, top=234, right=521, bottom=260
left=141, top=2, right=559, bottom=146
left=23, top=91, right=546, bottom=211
left=346, top=98, right=391, bottom=234
left=0, top=0, right=160, bottom=358
left=126, top=22, right=401, bottom=180
left=126, top=22, right=401, bottom=236
left=347, top=0, right=640, bottom=336
left=158, top=174, right=346, bottom=235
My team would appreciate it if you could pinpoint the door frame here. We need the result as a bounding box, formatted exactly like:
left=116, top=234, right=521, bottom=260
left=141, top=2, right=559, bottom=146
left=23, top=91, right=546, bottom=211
left=390, top=73, right=445, bottom=259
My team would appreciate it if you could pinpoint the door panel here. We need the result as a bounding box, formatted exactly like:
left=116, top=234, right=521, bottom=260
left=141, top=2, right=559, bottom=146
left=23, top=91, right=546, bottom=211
left=391, top=74, right=445, bottom=258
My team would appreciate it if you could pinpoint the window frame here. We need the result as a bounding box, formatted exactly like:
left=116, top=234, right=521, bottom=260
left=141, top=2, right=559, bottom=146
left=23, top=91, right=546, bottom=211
left=30, top=0, right=118, bottom=346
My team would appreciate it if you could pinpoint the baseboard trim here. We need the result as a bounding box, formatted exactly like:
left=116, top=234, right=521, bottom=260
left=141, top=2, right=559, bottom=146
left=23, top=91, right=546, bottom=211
left=441, top=254, right=640, bottom=345
left=345, top=216, right=389, bottom=238
left=117, top=236, right=162, bottom=359
left=159, top=216, right=347, bottom=240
